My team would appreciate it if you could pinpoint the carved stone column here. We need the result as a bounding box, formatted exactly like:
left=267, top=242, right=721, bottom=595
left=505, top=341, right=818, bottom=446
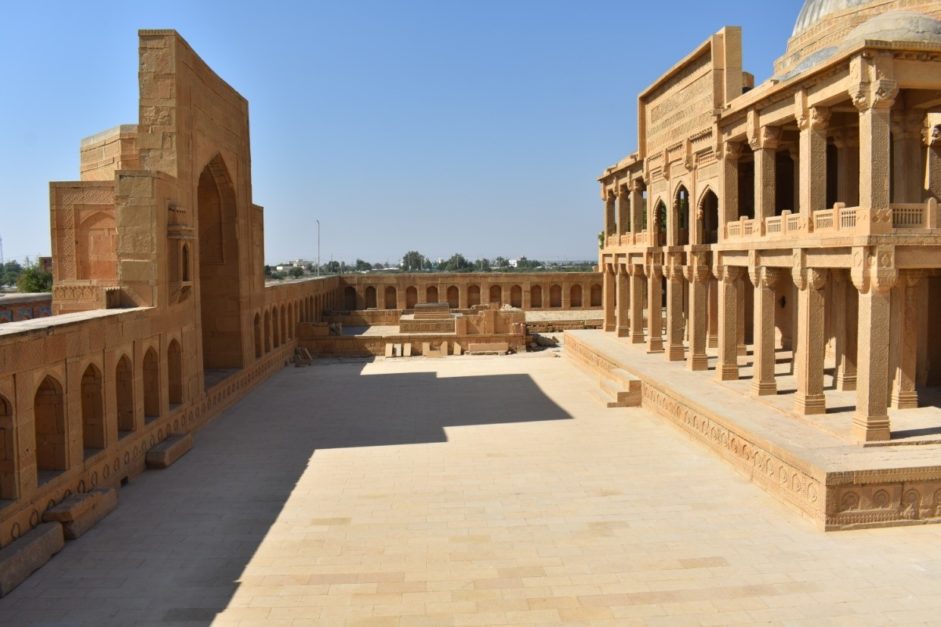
left=630, top=180, right=645, bottom=235
left=617, top=185, right=630, bottom=236
left=852, top=245, right=897, bottom=442
left=924, top=123, right=941, bottom=202
left=707, top=278, right=718, bottom=349
left=834, top=131, right=860, bottom=206
left=797, top=99, right=830, bottom=223
left=750, top=125, right=781, bottom=222
left=793, top=266, right=828, bottom=415
left=647, top=256, right=664, bottom=353
left=604, top=192, right=616, bottom=238
left=603, top=263, right=616, bottom=332
left=891, top=271, right=922, bottom=409
left=852, top=56, right=898, bottom=233
left=685, top=257, right=709, bottom=371
left=616, top=264, right=630, bottom=338
left=736, top=274, right=747, bottom=356
left=832, top=271, right=858, bottom=391
left=892, top=112, right=924, bottom=203
left=719, top=141, right=742, bottom=237
left=629, top=264, right=646, bottom=344
left=715, top=265, right=742, bottom=381
left=751, top=266, right=780, bottom=396
left=665, top=262, right=685, bottom=361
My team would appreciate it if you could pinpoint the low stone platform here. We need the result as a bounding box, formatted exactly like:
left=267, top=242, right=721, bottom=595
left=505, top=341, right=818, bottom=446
left=0, top=522, right=63, bottom=597
left=145, top=434, right=193, bottom=469
left=565, top=329, right=941, bottom=531
left=41, top=488, right=117, bottom=540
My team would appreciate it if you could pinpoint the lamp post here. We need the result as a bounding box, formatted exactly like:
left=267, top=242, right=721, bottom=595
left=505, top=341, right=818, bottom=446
left=316, top=219, right=320, bottom=277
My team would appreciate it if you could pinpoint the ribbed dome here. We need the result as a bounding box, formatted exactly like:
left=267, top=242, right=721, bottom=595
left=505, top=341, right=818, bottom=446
left=792, top=0, right=874, bottom=36
left=842, top=10, right=941, bottom=46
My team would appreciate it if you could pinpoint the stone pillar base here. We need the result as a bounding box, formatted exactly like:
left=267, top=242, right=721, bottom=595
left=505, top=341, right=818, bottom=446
left=836, top=374, right=857, bottom=391
left=707, top=335, right=718, bottom=349
left=751, top=381, right=777, bottom=396
left=631, top=333, right=645, bottom=344
left=667, top=346, right=684, bottom=361
left=688, top=355, right=709, bottom=371
left=617, top=327, right=630, bottom=338
left=794, top=393, right=826, bottom=415
left=890, top=391, right=918, bottom=410
left=717, top=365, right=738, bottom=381
left=852, top=415, right=891, bottom=442
left=647, top=339, right=664, bottom=353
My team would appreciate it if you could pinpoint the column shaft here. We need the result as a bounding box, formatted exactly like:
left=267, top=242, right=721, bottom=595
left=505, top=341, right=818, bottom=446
left=616, top=267, right=630, bottom=338
left=716, top=268, right=740, bottom=381
left=665, top=271, right=685, bottom=361
left=647, top=267, right=664, bottom=353
left=853, top=287, right=892, bottom=442
left=794, top=270, right=827, bottom=415
left=687, top=271, right=708, bottom=370
left=603, top=266, right=616, bottom=332
left=751, top=268, right=778, bottom=395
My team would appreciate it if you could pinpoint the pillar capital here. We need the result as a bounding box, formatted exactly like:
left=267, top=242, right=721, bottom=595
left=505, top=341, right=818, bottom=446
left=755, top=266, right=781, bottom=290
left=851, top=245, right=898, bottom=294
left=715, top=264, right=742, bottom=284
left=627, top=262, right=645, bottom=278
left=747, top=124, right=782, bottom=152
left=796, top=105, right=830, bottom=133
left=794, top=267, right=827, bottom=291
left=923, top=123, right=941, bottom=147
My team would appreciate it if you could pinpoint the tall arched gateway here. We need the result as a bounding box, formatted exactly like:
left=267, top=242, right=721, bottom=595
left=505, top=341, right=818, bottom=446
left=197, top=154, right=244, bottom=371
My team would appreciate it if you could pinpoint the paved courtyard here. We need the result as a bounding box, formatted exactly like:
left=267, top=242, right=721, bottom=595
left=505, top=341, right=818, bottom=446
left=2, top=352, right=941, bottom=626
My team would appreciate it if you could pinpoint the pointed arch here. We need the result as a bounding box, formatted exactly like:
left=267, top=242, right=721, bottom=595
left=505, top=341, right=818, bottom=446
left=510, top=285, right=522, bottom=308
left=489, top=285, right=502, bottom=305
left=426, top=285, right=439, bottom=304
left=673, top=184, right=690, bottom=246
left=143, top=347, right=160, bottom=421
left=34, top=375, right=67, bottom=478
left=198, top=153, right=244, bottom=369
left=116, top=355, right=135, bottom=436
left=81, top=364, right=105, bottom=454
left=698, top=187, right=720, bottom=245
left=531, top=285, right=543, bottom=308
left=168, top=339, right=183, bottom=405
left=405, top=286, right=418, bottom=309
left=570, top=284, right=582, bottom=308
left=0, top=394, right=15, bottom=499
left=446, top=285, right=459, bottom=308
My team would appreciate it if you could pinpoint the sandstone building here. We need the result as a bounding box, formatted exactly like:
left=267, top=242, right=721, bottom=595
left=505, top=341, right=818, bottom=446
left=597, top=0, right=941, bottom=443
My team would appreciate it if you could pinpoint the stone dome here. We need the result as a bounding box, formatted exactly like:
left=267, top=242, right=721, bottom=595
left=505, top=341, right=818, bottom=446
left=842, top=10, right=941, bottom=46
left=792, top=0, right=874, bottom=36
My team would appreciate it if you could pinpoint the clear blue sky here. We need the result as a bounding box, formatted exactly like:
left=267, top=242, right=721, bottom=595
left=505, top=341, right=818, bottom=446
left=0, top=1, right=801, bottom=266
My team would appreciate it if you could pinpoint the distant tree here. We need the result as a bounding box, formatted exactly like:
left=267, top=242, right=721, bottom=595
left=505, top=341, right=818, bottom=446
left=443, top=253, right=472, bottom=272
left=288, top=267, right=304, bottom=279
left=325, top=260, right=341, bottom=274
left=373, top=262, right=384, bottom=271
left=264, top=264, right=274, bottom=277
left=16, top=264, right=52, bottom=292
left=0, top=260, right=23, bottom=286
left=423, top=257, right=435, bottom=271
left=401, top=250, right=426, bottom=272
left=493, top=256, right=509, bottom=270
left=355, top=259, right=372, bottom=272
left=516, top=257, right=542, bottom=270
left=474, top=257, right=491, bottom=272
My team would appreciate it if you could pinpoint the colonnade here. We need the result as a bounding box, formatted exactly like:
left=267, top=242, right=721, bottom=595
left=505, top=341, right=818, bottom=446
left=601, top=255, right=928, bottom=442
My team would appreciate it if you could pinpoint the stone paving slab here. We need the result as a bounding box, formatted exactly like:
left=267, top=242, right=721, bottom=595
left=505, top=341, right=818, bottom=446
left=1, top=352, right=940, bottom=624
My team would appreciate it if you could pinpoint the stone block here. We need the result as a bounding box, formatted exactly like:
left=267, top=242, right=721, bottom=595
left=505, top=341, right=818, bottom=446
left=403, top=343, right=412, bottom=357
left=42, top=488, right=118, bottom=540
left=0, top=522, right=64, bottom=597
left=384, top=343, right=394, bottom=358
left=145, top=433, right=193, bottom=469
left=466, top=342, right=509, bottom=355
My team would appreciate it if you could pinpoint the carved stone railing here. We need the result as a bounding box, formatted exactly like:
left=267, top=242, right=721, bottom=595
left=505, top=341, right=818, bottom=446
left=765, top=216, right=782, bottom=234
left=892, top=203, right=925, bottom=228
left=839, top=206, right=857, bottom=230
left=813, top=209, right=834, bottom=231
